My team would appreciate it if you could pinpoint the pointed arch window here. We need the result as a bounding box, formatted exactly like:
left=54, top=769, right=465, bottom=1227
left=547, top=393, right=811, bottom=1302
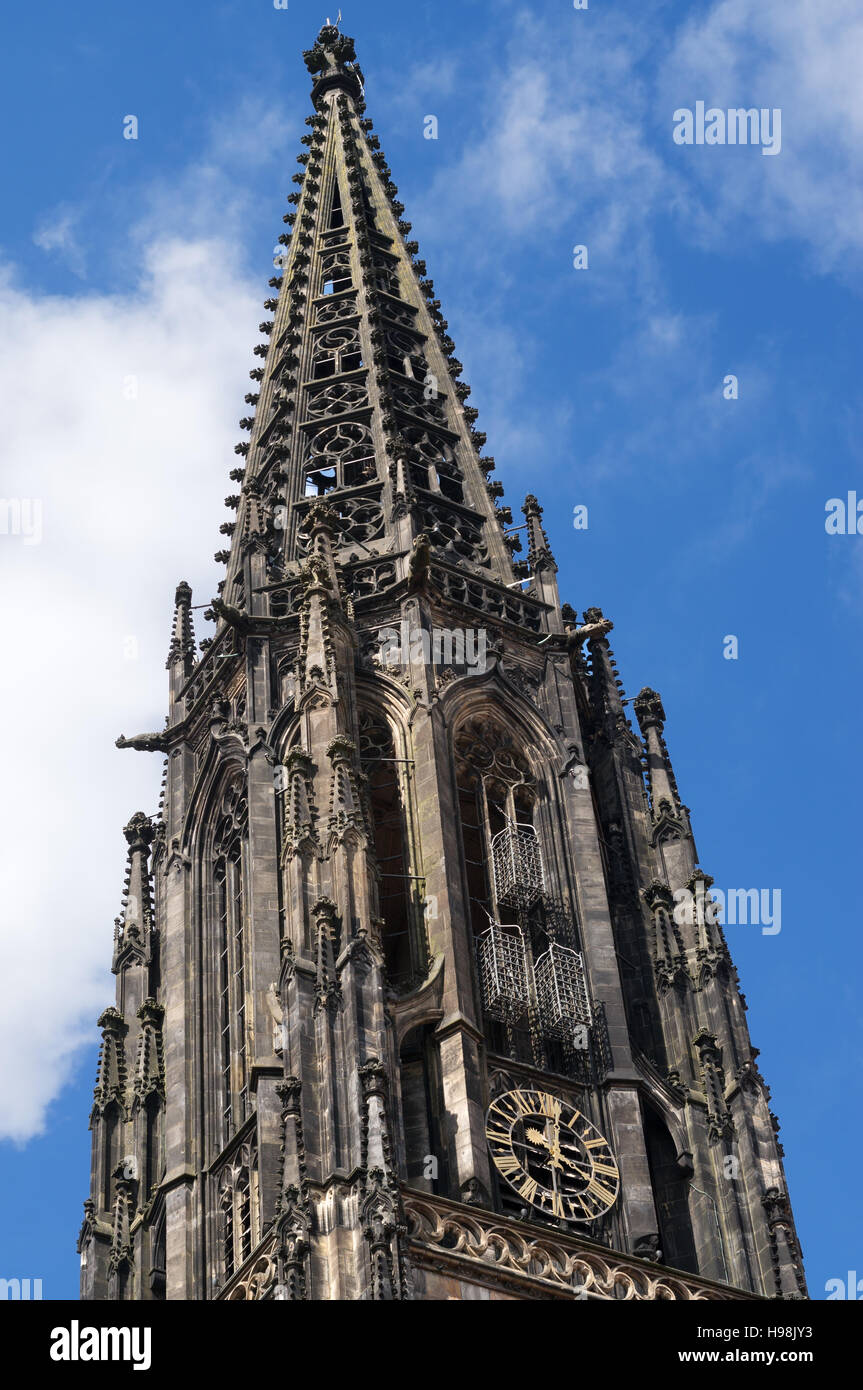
left=454, top=717, right=588, bottom=1070
left=328, top=179, right=345, bottom=230
left=236, top=1171, right=252, bottom=1264
left=221, top=1186, right=235, bottom=1279
left=231, top=846, right=249, bottom=1122
left=643, top=1105, right=698, bottom=1274
left=454, top=718, right=539, bottom=934
left=402, top=427, right=464, bottom=503
left=102, top=1102, right=121, bottom=1211
left=216, top=865, right=231, bottom=1135
left=359, top=710, right=426, bottom=989
left=217, top=1138, right=260, bottom=1284
left=384, top=327, right=427, bottom=381
left=304, top=420, right=376, bottom=497
left=432, top=458, right=463, bottom=503
left=144, top=1092, right=162, bottom=1200
left=373, top=254, right=400, bottom=298
left=399, top=1023, right=448, bottom=1193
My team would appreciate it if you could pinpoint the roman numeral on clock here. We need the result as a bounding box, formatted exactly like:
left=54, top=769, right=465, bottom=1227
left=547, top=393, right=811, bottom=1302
left=486, top=1090, right=620, bottom=1222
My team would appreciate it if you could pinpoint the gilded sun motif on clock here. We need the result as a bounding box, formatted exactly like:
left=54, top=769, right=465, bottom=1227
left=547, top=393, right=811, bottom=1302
left=486, top=1088, right=620, bottom=1222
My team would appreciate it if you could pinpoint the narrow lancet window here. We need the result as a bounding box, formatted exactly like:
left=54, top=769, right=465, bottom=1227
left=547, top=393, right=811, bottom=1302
left=359, top=711, right=425, bottom=988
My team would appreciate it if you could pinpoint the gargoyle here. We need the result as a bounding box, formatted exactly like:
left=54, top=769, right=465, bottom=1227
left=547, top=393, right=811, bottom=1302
left=211, top=597, right=254, bottom=635
left=408, top=532, right=432, bottom=591
left=116, top=732, right=170, bottom=753
left=538, top=617, right=614, bottom=653
left=569, top=616, right=614, bottom=647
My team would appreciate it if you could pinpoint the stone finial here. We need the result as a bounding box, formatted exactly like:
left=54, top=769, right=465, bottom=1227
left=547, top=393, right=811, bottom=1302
left=303, top=24, right=364, bottom=105
left=633, top=687, right=666, bottom=732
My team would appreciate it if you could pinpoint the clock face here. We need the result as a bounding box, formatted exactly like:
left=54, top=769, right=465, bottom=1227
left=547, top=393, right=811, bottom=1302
left=486, top=1088, right=620, bottom=1222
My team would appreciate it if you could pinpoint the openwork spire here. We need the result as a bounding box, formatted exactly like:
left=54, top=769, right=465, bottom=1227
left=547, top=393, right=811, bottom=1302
left=214, top=21, right=517, bottom=640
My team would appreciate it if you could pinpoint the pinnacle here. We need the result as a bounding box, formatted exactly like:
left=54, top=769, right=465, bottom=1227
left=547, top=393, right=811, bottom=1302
left=167, top=579, right=197, bottom=674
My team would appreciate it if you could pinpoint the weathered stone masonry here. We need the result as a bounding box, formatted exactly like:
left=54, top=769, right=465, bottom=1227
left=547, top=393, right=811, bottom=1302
left=79, top=24, right=805, bottom=1303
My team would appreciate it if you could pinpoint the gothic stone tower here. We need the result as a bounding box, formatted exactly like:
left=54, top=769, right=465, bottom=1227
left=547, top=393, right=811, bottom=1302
left=79, top=24, right=806, bottom=1303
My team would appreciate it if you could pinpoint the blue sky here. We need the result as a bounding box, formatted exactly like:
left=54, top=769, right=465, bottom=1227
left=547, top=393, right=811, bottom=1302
left=0, top=0, right=861, bottom=1300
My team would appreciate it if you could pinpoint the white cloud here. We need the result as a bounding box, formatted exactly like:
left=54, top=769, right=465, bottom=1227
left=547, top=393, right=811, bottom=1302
left=0, top=206, right=262, bottom=1142
left=391, top=1, right=856, bottom=522
left=412, top=1, right=863, bottom=290
left=412, top=8, right=674, bottom=297
left=2, top=2, right=856, bottom=1144
left=33, top=208, right=88, bottom=278
left=659, top=0, right=863, bottom=272
left=374, top=55, right=459, bottom=121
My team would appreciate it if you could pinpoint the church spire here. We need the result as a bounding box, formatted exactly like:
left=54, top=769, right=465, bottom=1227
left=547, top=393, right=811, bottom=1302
left=208, top=20, right=514, bottom=658
left=84, top=23, right=806, bottom=1307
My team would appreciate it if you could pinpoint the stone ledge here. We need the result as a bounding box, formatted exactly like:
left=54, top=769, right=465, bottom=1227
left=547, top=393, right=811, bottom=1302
left=403, top=1190, right=757, bottom=1302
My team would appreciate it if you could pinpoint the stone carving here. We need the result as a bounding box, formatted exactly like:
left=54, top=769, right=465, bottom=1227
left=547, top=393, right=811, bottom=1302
left=304, top=379, right=369, bottom=420
left=404, top=1195, right=742, bottom=1301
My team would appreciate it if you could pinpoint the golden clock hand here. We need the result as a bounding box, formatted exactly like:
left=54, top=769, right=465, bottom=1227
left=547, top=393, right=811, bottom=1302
left=527, top=1127, right=563, bottom=1161
left=556, top=1152, right=591, bottom=1174
left=527, top=1123, right=592, bottom=1177
left=546, top=1116, right=566, bottom=1158
left=524, top=1126, right=566, bottom=1173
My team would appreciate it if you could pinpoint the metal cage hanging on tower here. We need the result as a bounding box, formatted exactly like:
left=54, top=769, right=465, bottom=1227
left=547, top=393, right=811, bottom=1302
left=475, top=923, right=530, bottom=1024
left=534, top=942, right=592, bottom=1039
left=491, top=820, right=545, bottom=908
